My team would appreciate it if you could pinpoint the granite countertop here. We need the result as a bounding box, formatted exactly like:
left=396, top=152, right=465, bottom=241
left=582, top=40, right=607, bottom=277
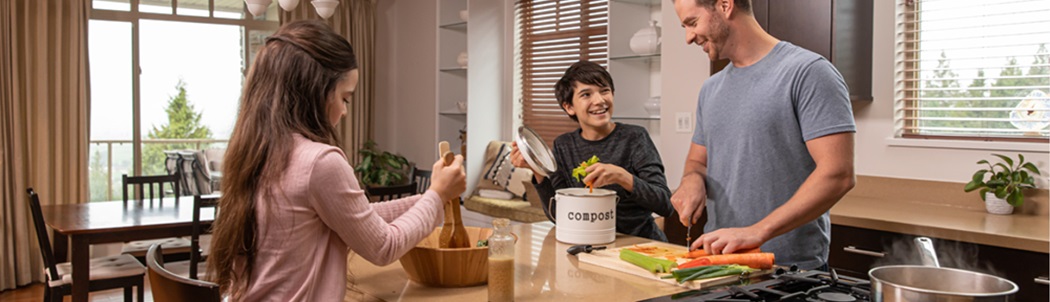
left=830, top=195, right=1049, bottom=253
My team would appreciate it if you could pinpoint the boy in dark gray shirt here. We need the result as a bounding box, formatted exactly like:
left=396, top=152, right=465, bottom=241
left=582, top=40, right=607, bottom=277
left=511, top=61, right=674, bottom=241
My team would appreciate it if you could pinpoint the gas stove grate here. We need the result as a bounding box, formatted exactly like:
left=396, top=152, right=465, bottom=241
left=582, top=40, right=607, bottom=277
left=640, top=266, right=872, bottom=302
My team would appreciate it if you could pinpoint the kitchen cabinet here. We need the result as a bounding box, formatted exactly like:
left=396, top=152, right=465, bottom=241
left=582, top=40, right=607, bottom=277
left=608, top=0, right=661, bottom=139
left=437, top=0, right=468, bottom=153
left=712, top=0, right=873, bottom=101
left=829, top=224, right=1049, bottom=301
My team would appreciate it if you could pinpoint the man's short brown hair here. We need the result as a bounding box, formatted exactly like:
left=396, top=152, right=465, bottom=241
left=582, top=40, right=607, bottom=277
left=690, top=0, right=752, bottom=13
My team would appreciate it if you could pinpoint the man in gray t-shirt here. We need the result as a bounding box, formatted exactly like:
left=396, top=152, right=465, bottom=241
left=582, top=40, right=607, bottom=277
left=671, top=0, right=856, bottom=270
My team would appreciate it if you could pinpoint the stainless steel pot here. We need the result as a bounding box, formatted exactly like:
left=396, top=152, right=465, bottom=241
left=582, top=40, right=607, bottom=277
left=868, top=237, right=1018, bottom=302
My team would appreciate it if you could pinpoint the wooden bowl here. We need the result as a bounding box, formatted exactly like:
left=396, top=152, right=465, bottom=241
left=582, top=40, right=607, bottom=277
left=399, top=226, right=492, bottom=287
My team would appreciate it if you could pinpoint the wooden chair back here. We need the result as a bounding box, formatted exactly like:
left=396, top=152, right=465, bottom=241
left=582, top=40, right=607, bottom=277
left=122, top=174, right=180, bottom=206
left=26, top=188, right=61, bottom=283
left=366, top=182, right=418, bottom=202
left=147, top=244, right=222, bottom=302
left=412, top=168, right=432, bottom=195
left=189, top=194, right=219, bottom=279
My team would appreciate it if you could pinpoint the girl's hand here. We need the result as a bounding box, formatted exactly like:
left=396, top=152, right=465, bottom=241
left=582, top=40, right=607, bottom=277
left=428, top=155, right=467, bottom=201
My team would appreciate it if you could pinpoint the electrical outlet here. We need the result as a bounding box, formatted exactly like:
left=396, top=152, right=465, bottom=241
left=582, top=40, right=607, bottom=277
left=675, top=112, right=692, bottom=133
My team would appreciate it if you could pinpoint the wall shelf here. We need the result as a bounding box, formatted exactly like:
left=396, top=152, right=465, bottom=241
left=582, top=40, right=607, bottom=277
left=610, top=53, right=661, bottom=61
left=439, top=21, right=467, bottom=30
left=440, top=67, right=468, bottom=72
left=613, top=116, right=659, bottom=120
left=611, top=0, right=660, bottom=5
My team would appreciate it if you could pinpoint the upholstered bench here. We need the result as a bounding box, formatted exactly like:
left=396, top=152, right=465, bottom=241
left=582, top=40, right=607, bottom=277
left=463, top=195, right=548, bottom=223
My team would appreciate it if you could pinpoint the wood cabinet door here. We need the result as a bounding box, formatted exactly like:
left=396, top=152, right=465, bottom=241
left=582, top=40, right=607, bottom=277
left=767, top=0, right=832, bottom=60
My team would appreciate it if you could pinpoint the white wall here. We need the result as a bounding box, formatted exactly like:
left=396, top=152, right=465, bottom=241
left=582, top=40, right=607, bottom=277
left=375, top=0, right=438, bottom=168
left=658, top=3, right=709, bottom=190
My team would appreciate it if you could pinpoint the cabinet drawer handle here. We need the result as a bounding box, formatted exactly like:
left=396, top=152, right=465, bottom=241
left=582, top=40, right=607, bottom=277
left=1035, top=276, right=1050, bottom=285
left=844, top=246, right=886, bottom=258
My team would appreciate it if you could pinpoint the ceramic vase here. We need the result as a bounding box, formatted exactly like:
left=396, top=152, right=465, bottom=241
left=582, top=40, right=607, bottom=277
left=644, top=96, right=661, bottom=117
left=629, top=20, right=661, bottom=55
left=457, top=52, right=468, bottom=68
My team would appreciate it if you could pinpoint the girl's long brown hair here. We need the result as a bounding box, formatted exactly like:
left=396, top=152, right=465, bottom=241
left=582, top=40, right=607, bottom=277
left=206, top=20, right=357, bottom=298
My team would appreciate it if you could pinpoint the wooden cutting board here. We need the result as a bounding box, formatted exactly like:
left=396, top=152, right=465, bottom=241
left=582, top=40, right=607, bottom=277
left=577, top=241, right=772, bottom=289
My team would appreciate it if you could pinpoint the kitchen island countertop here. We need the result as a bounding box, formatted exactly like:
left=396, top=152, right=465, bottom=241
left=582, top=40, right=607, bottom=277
left=346, top=222, right=697, bottom=301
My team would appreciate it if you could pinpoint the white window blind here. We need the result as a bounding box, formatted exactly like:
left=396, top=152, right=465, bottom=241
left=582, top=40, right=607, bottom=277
left=896, top=0, right=1050, bottom=142
left=516, top=0, right=608, bottom=146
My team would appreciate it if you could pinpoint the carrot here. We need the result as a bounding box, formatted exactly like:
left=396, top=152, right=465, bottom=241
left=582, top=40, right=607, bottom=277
left=677, top=252, right=775, bottom=270
left=680, top=247, right=762, bottom=259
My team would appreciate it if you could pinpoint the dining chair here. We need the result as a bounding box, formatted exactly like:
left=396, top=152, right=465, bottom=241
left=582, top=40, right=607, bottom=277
left=146, top=244, right=222, bottom=302
left=120, top=174, right=193, bottom=262
left=122, top=174, right=180, bottom=207
left=189, top=194, right=220, bottom=279
left=412, top=167, right=432, bottom=194
left=365, top=182, right=418, bottom=202
left=27, top=188, right=146, bottom=302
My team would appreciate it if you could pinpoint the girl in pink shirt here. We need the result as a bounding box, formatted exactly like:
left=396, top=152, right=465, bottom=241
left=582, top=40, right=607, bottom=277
left=206, top=20, right=466, bottom=301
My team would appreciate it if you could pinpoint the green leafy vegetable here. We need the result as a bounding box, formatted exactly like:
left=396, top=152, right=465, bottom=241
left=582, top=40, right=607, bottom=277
left=572, top=155, right=601, bottom=183
left=664, top=264, right=755, bottom=284
left=619, top=249, right=677, bottom=274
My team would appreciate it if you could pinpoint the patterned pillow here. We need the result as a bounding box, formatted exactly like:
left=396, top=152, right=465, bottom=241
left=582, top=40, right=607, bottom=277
left=476, top=141, right=520, bottom=197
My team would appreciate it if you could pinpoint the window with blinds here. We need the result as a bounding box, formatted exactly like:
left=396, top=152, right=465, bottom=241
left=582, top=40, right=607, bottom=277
left=516, top=0, right=609, bottom=146
left=896, top=0, right=1050, bottom=142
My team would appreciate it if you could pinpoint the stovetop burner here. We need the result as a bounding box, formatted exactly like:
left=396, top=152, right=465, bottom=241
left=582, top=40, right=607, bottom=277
left=639, top=266, right=872, bottom=302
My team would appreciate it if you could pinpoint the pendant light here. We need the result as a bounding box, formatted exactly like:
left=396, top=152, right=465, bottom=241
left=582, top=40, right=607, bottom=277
left=244, top=0, right=272, bottom=17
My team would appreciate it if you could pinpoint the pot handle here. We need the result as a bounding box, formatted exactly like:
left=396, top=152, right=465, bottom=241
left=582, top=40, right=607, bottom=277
left=1035, top=276, right=1050, bottom=285
left=915, top=237, right=941, bottom=268
left=546, top=197, right=556, bottom=222
left=843, top=246, right=885, bottom=258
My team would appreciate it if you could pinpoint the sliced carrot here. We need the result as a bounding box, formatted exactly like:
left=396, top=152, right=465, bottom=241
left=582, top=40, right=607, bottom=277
left=680, top=247, right=762, bottom=259
left=678, top=252, right=775, bottom=270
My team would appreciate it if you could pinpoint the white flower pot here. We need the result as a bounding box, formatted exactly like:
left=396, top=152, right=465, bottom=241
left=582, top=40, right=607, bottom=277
left=984, top=192, right=1014, bottom=215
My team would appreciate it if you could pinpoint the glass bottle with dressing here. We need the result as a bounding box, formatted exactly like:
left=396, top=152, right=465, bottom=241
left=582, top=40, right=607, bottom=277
left=487, top=218, right=515, bottom=302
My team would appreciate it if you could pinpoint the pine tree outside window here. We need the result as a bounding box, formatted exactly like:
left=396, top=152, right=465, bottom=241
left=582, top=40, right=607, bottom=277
left=896, top=0, right=1050, bottom=142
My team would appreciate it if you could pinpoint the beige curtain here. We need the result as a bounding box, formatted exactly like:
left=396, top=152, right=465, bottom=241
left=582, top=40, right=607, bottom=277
left=281, top=0, right=376, bottom=165
left=0, top=0, right=91, bottom=290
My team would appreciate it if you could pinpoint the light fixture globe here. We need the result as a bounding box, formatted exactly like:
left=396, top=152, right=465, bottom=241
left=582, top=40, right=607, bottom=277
left=278, top=0, right=300, bottom=11
left=311, top=0, right=339, bottom=19
left=244, top=0, right=272, bottom=17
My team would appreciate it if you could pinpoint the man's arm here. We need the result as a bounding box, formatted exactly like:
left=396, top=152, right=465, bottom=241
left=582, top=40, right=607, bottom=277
left=670, top=143, right=709, bottom=226
left=694, top=132, right=855, bottom=254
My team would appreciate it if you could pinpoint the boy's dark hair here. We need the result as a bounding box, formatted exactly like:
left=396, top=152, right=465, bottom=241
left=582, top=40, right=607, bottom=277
left=554, top=60, right=615, bottom=122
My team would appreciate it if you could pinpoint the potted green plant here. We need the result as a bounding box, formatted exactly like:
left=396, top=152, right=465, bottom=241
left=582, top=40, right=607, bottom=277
left=355, top=140, right=412, bottom=187
left=963, top=153, right=1042, bottom=215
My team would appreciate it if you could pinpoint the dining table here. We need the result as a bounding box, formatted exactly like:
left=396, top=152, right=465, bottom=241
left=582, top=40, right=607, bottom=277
left=347, top=222, right=704, bottom=301
left=41, top=198, right=215, bottom=302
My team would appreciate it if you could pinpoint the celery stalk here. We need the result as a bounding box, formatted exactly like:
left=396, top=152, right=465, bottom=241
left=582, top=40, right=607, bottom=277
left=619, top=249, right=677, bottom=273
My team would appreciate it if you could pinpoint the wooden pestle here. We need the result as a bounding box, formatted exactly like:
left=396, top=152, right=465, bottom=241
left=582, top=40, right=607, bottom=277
left=438, top=141, right=471, bottom=248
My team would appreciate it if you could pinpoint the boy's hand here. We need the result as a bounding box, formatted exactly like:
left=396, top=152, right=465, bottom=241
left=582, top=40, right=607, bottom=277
left=582, top=163, right=634, bottom=192
left=509, top=142, right=545, bottom=182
